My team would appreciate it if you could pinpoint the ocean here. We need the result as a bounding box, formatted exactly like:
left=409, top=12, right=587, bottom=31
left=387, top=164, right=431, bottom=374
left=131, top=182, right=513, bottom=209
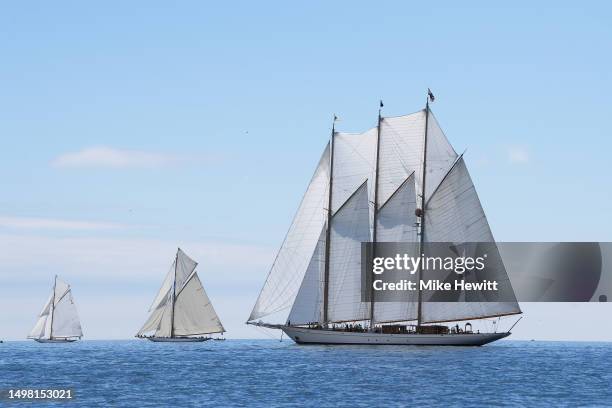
left=1, top=340, right=611, bottom=407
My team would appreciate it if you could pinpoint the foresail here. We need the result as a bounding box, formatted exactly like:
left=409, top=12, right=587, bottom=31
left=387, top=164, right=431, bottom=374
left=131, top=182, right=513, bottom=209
left=138, top=263, right=173, bottom=336
left=28, top=293, right=53, bottom=339
left=137, top=304, right=167, bottom=336
left=422, top=157, right=521, bottom=323
left=373, top=174, right=419, bottom=323
left=249, top=143, right=330, bottom=323
left=173, top=273, right=225, bottom=335
left=328, top=182, right=371, bottom=323
left=287, top=227, right=325, bottom=325
left=148, top=265, right=173, bottom=312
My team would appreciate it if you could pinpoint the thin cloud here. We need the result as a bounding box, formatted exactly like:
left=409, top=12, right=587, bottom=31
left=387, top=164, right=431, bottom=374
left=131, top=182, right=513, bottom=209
left=51, top=146, right=181, bottom=169
left=0, top=216, right=124, bottom=231
left=507, top=146, right=530, bottom=164
left=0, top=233, right=273, bottom=285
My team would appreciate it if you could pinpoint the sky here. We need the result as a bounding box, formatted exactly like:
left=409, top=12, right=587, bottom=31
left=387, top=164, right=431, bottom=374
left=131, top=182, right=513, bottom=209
left=1, top=1, right=611, bottom=341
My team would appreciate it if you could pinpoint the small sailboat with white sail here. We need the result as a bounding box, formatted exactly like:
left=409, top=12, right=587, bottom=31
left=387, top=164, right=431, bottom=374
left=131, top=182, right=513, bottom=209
left=136, top=248, right=225, bottom=342
left=247, top=92, right=522, bottom=346
left=28, top=275, right=83, bottom=343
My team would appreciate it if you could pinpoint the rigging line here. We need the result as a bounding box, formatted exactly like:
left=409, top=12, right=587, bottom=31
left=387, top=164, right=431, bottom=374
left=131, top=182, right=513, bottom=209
left=253, top=324, right=281, bottom=340
left=385, top=132, right=414, bottom=171
left=380, top=119, right=422, bottom=170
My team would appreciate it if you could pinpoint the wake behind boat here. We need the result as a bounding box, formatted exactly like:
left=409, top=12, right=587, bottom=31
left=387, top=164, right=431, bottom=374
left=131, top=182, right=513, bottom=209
left=247, top=92, right=522, bottom=346
left=136, top=248, right=225, bottom=342
left=28, top=275, right=83, bottom=343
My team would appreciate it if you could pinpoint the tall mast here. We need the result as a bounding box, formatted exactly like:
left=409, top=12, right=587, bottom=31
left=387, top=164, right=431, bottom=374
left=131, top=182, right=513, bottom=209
left=170, top=249, right=179, bottom=338
left=49, top=275, right=57, bottom=340
left=369, top=102, right=383, bottom=329
left=416, top=94, right=430, bottom=328
left=322, top=116, right=336, bottom=327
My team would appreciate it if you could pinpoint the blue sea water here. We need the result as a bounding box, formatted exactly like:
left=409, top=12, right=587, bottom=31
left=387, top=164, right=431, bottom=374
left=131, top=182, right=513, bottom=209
left=1, top=340, right=611, bottom=407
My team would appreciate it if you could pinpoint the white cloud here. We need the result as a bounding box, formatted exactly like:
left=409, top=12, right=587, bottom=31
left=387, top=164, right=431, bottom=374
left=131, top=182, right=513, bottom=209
left=507, top=146, right=530, bottom=164
left=51, top=146, right=181, bottom=169
left=0, top=216, right=124, bottom=231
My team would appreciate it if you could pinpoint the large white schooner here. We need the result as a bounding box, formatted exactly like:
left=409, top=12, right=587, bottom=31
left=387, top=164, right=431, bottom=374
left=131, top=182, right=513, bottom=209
left=28, top=275, right=83, bottom=343
left=136, top=248, right=225, bottom=342
left=247, top=93, right=522, bottom=346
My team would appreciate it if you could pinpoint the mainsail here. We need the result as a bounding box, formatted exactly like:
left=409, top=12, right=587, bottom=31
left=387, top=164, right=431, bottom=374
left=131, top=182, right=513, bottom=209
left=137, top=248, right=224, bottom=338
left=248, top=103, right=521, bottom=327
left=28, top=276, right=83, bottom=340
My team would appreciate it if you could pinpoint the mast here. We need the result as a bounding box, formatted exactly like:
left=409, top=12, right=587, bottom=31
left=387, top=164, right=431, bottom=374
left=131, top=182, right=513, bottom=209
left=49, top=275, right=57, bottom=340
left=369, top=102, right=382, bottom=329
left=416, top=94, right=430, bottom=328
left=170, top=249, right=179, bottom=338
left=322, top=116, right=336, bottom=327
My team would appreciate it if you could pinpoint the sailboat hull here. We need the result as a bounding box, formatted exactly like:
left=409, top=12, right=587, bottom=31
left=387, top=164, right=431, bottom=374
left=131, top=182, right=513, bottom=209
left=146, top=337, right=211, bottom=343
left=282, top=326, right=510, bottom=346
left=33, top=338, right=78, bottom=343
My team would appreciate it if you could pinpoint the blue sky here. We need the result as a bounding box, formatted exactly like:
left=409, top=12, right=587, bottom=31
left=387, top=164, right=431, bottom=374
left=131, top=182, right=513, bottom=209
left=1, top=1, right=611, bottom=340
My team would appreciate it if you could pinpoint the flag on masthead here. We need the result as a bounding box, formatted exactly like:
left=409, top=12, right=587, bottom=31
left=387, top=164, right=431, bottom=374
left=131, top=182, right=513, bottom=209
left=427, top=88, right=435, bottom=102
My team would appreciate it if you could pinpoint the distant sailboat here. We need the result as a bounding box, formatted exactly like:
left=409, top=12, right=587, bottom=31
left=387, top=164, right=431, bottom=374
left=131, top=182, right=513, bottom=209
left=247, top=93, right=522, bottom=346
left=28, top=275, right=83, bottom=343
left=136, top=248, right=225, bottom=342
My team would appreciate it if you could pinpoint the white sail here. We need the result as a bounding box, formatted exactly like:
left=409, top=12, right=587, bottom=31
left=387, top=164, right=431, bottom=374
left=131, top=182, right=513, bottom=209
left=377, top=110, right=455, bottom=207
left=28, top=277, right=82, bottom=340
left=51, top=288, right=83, bottom=338
left=249, top=143, right=330, bottom=322
left=138, top=249, right=224, bottom=337
left=423, top=111, right=457, bottom=200
left=28, top=293, right=53, bottom=339
left=287, top=227, right=325, bottom=325
left=422, top=157, right=521, bottom=323
left=137, top=303, right=167, bottom=336
left=173, top=274, right=225, bottom=335
left=250, top=106, right=518, bottom=331
left=332, top=129, right=377, bottom=214
left=137, top=263, right=175, bottom=336
left=378, top=112, right=425, bottom=206
left=175, top=249, right=197, bottom=294
left=328, top=182, right=371, bottom=323
left=373, top=174, right=419, bottom=323
left=156, top=304, right=173, bottom=338
left=148, top=265, right=174, bottom=312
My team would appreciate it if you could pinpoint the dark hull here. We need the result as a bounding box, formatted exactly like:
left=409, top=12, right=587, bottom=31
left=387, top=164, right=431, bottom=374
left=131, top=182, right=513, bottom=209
left=33, top=338, right=78, bottom=343
left=145, top=337, right=211, bottom=343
